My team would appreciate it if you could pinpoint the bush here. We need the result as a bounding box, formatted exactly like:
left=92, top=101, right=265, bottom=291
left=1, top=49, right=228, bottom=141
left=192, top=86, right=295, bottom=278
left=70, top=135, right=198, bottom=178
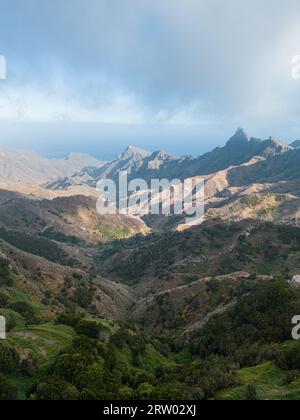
left=34, top=375, right=79, bottom=400
left=56, top=312, right=84, bottom=328
left=75, top=319, right=111, bottom=342
left=277, top=342, right=300, bottom=370
left=0, top=309, right=21, bottom=331
left=0, top=291, right=9, bottom=307
left=0, top=343, right=19, bottom=373
left=10, top=302, right=35, bottom=319
left=0, top=257, right=12, bottom=287
left=71, top=287, right=94, bottom=309
left=245, top=384, right=259, bottom=400
left=20, top=352, right=38, bottom=376
left=0, top=373, right=17, bottom=400
left=195, top=279, right=300, bottom=359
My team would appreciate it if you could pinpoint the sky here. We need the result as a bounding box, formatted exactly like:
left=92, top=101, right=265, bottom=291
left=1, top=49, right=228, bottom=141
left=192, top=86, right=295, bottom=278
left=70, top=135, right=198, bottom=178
left=0, top=0, right=300, bottom=159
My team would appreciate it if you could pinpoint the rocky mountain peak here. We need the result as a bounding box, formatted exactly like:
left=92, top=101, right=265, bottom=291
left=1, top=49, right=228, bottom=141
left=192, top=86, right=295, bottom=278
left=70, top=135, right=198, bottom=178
left=149, top=150, right=176, bottom=161
left=226, top=128, right=250, bottom=147
left=120, top=146, right=151, bottom=161
left=267, top=136, right=292, bottom=153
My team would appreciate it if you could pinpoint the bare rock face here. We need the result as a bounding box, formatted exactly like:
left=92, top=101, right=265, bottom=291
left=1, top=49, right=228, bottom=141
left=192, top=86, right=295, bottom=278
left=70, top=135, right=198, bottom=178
left=291, top=275, right=300, bottom=285
left=0, top=250, right=10, bottom=263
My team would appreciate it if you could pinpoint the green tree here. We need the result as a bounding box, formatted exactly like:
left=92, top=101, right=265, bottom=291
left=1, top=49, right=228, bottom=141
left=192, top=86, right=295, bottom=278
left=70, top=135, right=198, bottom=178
left=34, top=375, right=79, bottom=400
left=0, top=373, right=17, bottom=400
left=245, top=384, right=259, bottom=401
left=0, top=343, right=19, bottom=373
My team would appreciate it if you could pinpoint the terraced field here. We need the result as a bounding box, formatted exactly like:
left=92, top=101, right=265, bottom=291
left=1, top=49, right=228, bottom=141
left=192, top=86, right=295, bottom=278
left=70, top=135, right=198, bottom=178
left=7, top=324, right=76, bottom=399
left=216, top=361, right=300, bottom=400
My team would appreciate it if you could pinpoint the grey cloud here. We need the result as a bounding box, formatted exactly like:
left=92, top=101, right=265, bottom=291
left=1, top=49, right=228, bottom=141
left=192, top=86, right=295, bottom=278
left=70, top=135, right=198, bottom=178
left=0, top=0, right=300, bottom=152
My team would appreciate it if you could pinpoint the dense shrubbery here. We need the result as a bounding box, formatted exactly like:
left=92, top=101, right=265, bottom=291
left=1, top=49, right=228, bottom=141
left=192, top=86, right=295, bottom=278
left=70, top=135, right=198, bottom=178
left=9, top=301, right=39, bottom=324
left=98, top=222, right=300, bottom=284
left=0, top=343, right=19, bottom=374
left=32, top=375, right=79, bottom=401
left=56, top=312, right=84, bottom=328
left=0, top=228, right=77, bottom=267
left=58, top=275, right=96, bottom=309
left=28, top=330, right=236, bottom=401
left=0, top=373, right=18, bottom=400
left=192, top=278, right=300, bottom=365
left=75, top=319, right=111, bottom=341
left=39, top=227, right=84, bottom=246
left=276, top=342, right=300, bottom=371
left=71, top=286, right=95, bottom=309
left=0, top=257, right=12, bottom=286
left=34, top=277, right=298, bottom=400
left=3, top=276, right=300, bottom=400
left=2, top=265, right=300, bottom=400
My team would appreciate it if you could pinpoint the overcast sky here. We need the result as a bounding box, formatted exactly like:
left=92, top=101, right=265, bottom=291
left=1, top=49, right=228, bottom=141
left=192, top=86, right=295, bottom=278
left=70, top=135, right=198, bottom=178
left=0, top=0, right=300, bottom=159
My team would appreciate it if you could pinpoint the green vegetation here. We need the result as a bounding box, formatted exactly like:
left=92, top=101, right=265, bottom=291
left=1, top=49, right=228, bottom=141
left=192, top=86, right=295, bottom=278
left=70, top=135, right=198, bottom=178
left=0, top=228, right=78, bottom=267
left=216, top=362, right=300, bottom=400
left=95, top=223, right=131, bottom=240
left=98, top=221, right=300, bottom=283
left=192, top=278, right=300, bottom=359
left=39, top=227, right=84, bottom=246
left=1, top=221, right=300, bottom=399
left=15, top=317, right=237, bottom=401
left=1, top=276, right=300, bottom=400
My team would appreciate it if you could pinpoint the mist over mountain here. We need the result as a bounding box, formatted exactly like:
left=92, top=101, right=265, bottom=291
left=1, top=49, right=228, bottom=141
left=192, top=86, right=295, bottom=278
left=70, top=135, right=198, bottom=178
left=0, top=146, right=104, bottom=186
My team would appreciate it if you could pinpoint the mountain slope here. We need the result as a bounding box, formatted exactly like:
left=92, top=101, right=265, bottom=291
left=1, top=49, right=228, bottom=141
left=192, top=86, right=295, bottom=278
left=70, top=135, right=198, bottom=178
left=98, top=220, right=300, bottom=289
left=84, top=146, right=152, bottom=183
left=291, top=140, right=300, bottom=149
left=227, top=148, right=300, bottom=186
left=145, top=129, right=291, bottom=181
left=44, top=129, right=293, bottom=194
left=0, top=147, right=104, bottom=186
left=95, top=220, right=300, bottom=335
left=0, top=189, right=149, bottom=270
left=0, top=237, right=135, bottom=321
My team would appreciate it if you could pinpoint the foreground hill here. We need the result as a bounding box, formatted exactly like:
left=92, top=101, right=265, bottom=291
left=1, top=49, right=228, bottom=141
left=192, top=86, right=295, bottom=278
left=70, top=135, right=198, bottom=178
left=0, top=203, right=300, bottom=399
left=1, top=262, right=300, bottom=400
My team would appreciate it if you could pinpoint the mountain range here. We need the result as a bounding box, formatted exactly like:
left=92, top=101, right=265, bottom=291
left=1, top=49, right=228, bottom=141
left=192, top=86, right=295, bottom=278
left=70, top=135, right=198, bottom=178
left=41, top=128, right=295, bottom=190
left=1, top=128, right=299, bottom=196
left=1, top=128, right=300, bottom=400
left=0, top=128, right=299, bottom=230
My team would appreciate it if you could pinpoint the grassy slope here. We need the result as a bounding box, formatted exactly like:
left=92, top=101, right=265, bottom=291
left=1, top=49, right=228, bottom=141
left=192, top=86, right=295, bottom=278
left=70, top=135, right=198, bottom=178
left=216, top=360, right=300, bottom=400
left=3, top=220, right=300, bottom=399
left=7, top=323, right=76, bottom=399
left=215, top=341, right=300, bottom=400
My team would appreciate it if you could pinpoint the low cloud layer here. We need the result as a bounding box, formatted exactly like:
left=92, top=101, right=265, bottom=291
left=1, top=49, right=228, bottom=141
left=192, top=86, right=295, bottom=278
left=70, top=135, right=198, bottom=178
left=0, top=0, right=300, bottom=154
